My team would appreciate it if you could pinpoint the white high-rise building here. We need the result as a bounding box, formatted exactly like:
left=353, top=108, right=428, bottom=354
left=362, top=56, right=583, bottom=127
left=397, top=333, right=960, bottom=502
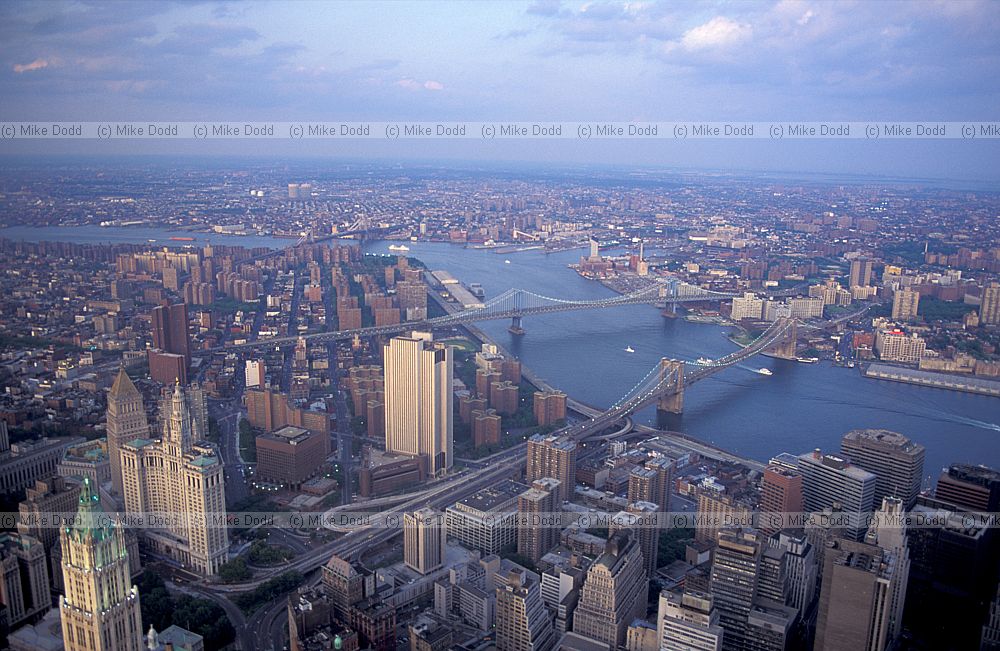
left=384, top=332, right=453, bottom=475
left=120, top=382, right=228, bottom=576
left=405, top=507, right=446, bottom=575
left=730, top=292, right=764, bottom=321
left=245, top=359, right=265, bottom=388
left=657, top=589, right=724, bottom=651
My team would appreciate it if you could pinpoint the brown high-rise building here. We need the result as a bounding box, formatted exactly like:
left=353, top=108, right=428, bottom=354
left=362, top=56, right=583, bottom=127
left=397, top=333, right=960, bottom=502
left=935, top=463, right=1000, bottom=512
left=148, top=349, right=188, bottom=385
left=841, top=429, right=925, bottom=509
left=517, top=478, right=561, bottom=563
left=695, top=490, right=754, bottom=544
left=759, top=465, right=803, bottom=537
left=814, top=537, right=905, bottom=651
left=472, top=409, right=501, bottom=447
left=0, top=532, right=50, bottom=629
left=627, top=467, right=658, bottom=504
left=533, top=391, right=567, bottom=426
left=611, top=501, right=661, bottom=578
left=849, top=257, right=873, bottom=288
left=526, top=434, right=576, bottom=503
left=18, top=475, right=80, bottom=591
left=489, top=381, right=519, bottom=416
left=151, top=303, right=191, bottom=365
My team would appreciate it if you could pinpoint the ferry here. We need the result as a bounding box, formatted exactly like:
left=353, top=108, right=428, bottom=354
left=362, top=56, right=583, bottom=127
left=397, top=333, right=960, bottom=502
left=388, top=244, right=410, bottom=252
left=504, top=259, right=511, bottom=264
left=796, top=357, right=819, bottom=364
left=625, top=346, right=635, bottom=353
left=756, top=368, right=773, bottom=376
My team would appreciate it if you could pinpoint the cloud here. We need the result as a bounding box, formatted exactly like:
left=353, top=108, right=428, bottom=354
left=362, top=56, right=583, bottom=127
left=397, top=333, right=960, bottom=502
left=396, top=78, right=444, bottom=91
left=680, top=16, right=751, bottom=50
left=13, top=58, right=48, bottom=73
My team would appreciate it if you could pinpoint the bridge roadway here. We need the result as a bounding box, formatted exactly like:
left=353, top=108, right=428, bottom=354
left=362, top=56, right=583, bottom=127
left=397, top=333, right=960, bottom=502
left=198, top=283, right=736, bottom=355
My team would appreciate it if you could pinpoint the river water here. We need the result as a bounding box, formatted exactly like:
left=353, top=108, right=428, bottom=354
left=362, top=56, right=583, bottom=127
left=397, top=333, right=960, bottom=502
left=4, top=226, right=998, bottom=482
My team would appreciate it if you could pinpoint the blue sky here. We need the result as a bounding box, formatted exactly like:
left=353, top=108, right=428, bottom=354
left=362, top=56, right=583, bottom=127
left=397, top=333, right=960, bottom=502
left=1, top=1, right=998, bottom=181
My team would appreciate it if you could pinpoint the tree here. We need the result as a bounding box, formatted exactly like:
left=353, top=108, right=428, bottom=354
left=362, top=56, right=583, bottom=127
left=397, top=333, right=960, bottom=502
left=218, top=558, right=252, bottom=583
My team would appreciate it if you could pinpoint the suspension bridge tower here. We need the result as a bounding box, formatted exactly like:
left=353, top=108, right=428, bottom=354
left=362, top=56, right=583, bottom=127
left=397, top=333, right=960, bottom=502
left=768, top=318, right=798, bottom=359
left=656, top=359, right=685, bottom=414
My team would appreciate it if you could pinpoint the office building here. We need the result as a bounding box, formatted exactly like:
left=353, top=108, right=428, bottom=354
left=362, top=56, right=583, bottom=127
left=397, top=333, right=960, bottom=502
left=496, top=568, right=556, bottom=651
left=865, top=498, right=910, bottom=641
left=245, top=388, right=330, bottom=435
left=245, top=359, right=265, bottom=388
left=745, top=601, right=797, bottom=651
left=255, top=425, right=329, bottom=489
left=103, top=368, right=151, bottom=496
left=814, top=537, right=906, bottom=651
left=533, top=391, right=567, bottom=426
left=148, top=350, right=188, bottom=386
left=696, top=490, right=754, bottom=545
left=409, top=612, right=452, bottom=651
left=404, top=508, right=446, bottom=575
left=383, top=333, right=453, bottom=476
left=709, top=529, right=762, bottom=651
left=572, top=530, right=647, bottom=648
left=935, top=463, right=1000, bottom=511
left=446, top=480, right=524, bottom=554
left=59, top=478, right=144, bottom=651
left=322, top=555, right=374, bottom=620
left=610, top=501, right=660, bottom=578
left=657, top=589, right=724, bottom=651
left=798, top=450, right=876, bottom=540
left=358, top=448, right=427, bottom=498
left=17, top=475, right=80, bottom=591
left=541, top=561, right=588, bottom=634
left=981, top=282, right=1000, bottom=326
left=646, top=456, right=674, bottom=512
left=119, top=383, right=228, bottom=576
left=849, top=257, right=873, bottom=288
left=759, top=465, right=803, bottom=537
left=730, top=293, right=764, bottom=321
left=151, top=302, right=191, bottom=365
left=891, top=288, right=920, bottom=321
left=527, top=434, right=577, bottom=503
left=518, top=478, right=561, bottom=563
left=767, top=532, right=818, bottom=617
left=0, top=533, right=49, bottom=630
left=841, top=429, right=925, bottom=509
left=0, top=423, right=83, bottom=497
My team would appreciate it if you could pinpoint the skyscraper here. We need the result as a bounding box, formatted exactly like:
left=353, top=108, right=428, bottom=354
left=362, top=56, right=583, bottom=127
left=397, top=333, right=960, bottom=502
left=105, top=367, right=150, bottom=496
left=981, top=282, right=1000, bottom=326
left=610, top=501, right=661, bottom=579
left=0, top=532, right=50, bottom=629
left=891, top=288, right=920, bottom=321
left=120, top=382, right=228, bottom=576
left=150, top=302, right=191, bottom=364
left=572, top=530, right=647, bottom=648
left=759, top=465, right=803, bottom=537
left=383, top=333, right=453, bottom=476
left=841, top=429, right=925, bottom=509
left=865, top=497, right=910, bottom=642
left=495, top=568, right=556, bottom=651
left=709, top=529, right=762, bottom=651
left=526, top=434, right=576, bottom=503
left=404, top=507, right=446, bottom=575
left=59, top=477, right=144, bottom=651
left=517, top=478, right=561, bottom=563
left=849, top=257, right=873, bottom=288
left=814, top=537, right=905, bottom=651
left=798, top=449, right=877, bottom=540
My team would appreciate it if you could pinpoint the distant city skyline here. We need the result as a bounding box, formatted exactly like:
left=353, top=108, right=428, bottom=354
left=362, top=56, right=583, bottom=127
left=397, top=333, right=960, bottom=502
left=0, top=1, right=998, bottom=181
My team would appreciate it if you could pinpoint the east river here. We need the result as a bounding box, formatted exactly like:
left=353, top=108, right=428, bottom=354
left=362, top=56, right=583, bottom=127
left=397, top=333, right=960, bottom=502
left=4, top=225, right=999, bottom=483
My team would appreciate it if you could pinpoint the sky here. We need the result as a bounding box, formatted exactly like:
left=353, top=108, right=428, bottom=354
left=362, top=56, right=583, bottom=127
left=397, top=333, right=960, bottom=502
left=1, top=0, right=998, bottom=182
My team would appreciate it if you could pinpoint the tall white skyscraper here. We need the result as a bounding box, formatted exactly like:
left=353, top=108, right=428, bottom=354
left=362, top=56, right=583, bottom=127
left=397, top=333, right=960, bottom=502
left=384, top=332, right=453, bottom=475
left=120, top=382, right=228, bottom=576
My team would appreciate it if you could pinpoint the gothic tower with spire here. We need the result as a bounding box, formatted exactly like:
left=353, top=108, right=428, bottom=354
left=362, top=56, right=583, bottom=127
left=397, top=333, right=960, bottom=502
left=59, top=477, right=143, bottom=651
